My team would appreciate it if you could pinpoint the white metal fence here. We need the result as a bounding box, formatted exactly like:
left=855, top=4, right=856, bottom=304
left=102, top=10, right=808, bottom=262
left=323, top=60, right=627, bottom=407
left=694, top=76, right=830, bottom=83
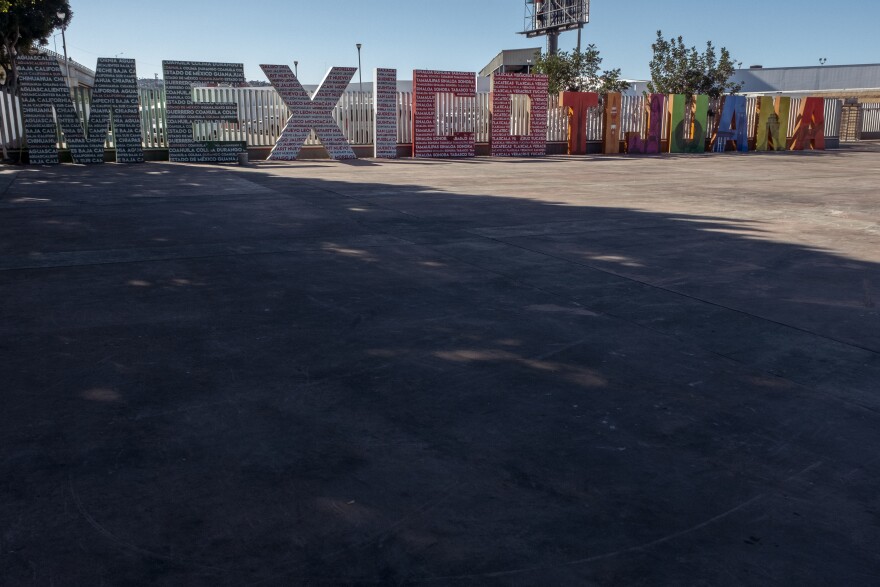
left=0, top=90, right=24, bottom=151
left=862, top=103, right=880, bottom=133
left=0, top=87, right=843, bottom=151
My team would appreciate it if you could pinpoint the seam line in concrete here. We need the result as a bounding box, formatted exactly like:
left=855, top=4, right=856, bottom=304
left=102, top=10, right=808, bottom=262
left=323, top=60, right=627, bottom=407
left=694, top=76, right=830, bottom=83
left=0, top=169, right=21, bottom=197
left=282, top=179, right=880, bottom=360
left=0, top=240, right=416, bottom=272
left=0, top=192, right=289, bottom=213
left=298, top=179, right=425, bottom=220
left=403, top=233, right=880, bottom=412
left=416, top=236, right=876, bottom=409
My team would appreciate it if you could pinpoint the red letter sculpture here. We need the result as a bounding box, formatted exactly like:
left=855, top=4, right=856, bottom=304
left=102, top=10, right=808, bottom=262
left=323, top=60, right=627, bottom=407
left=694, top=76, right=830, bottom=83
left=412, top=70, right=476, bottom=158
left=790, top=98, right=825, bottom=151
left=559, top=91, right=599, bottom=155
left=489, top=73, right=549, bottom=157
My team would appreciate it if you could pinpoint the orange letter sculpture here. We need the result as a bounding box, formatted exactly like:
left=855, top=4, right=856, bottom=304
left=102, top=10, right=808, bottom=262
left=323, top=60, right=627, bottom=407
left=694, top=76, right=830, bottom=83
left=602, top=93, right=623, bottom=154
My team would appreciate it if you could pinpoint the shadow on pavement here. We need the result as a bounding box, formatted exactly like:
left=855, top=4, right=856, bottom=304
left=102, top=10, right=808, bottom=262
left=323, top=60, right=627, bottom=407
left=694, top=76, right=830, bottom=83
left=1, top=160, right=879, bottom=585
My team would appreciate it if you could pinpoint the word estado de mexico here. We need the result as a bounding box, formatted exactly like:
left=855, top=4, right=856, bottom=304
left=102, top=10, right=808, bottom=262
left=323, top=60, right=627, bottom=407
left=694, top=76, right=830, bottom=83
left=12, top=55, right=828, bottom=165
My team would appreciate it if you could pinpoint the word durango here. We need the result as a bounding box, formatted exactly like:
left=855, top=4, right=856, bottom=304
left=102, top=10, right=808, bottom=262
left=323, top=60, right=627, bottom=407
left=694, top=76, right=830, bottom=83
left=11, top=55, right=828, bottom=165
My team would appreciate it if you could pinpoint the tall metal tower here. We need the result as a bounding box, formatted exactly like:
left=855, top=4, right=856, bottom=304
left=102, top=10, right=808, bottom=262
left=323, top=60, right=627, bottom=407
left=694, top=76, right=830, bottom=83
left=519, top=0, right=590, bottom=55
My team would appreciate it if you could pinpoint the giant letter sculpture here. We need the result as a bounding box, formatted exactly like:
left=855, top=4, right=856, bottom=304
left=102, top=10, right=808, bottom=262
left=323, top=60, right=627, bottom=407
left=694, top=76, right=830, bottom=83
left=91, top=58, right=144, bottom=163
left=17, top=55, right=143, bottom=164
left=262, top=65, right=357, bottom=160
left=163, top=61, right=247, bottom=163
left=412, top=70, right=476, bottom=158
left=626, top=94, right=664, bottom=154
left=374, top=68, right=398, bottom=159
left=559, top=91, right=600, bottom=155
left=790, top=98, right=825, bottom=151
left=712, top=95, right=749, bottom=152
left=668, top=94, right=710, bottom=153
left=489, top=73, right=548, bottom=157
left=602, top=93, right=623, bottom=154
left=754, top=96, right=791, bottom=152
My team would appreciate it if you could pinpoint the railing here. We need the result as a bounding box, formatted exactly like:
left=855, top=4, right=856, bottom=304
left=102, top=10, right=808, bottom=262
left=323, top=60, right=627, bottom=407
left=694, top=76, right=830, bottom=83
left=0, top=87, right=844, bottom=152
left=39, top=48, right=96, bottom=77
left=862, top=103, right=880, bottom=133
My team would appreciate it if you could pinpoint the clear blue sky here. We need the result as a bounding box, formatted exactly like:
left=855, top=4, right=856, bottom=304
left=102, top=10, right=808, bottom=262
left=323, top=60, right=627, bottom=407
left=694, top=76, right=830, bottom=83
left=62, top=0, right=879, bottom=83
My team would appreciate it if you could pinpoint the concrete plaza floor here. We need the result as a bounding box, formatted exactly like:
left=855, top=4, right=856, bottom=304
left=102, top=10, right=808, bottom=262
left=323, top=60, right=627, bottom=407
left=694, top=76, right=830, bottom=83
left=2, top=150, right=880, bottom=585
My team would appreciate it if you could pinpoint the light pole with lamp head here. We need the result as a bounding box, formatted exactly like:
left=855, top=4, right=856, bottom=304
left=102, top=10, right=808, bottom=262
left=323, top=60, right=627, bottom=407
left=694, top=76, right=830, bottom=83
left=356, top=43, right=363, bottom=93
left=294, top=60, right=299, bottom=78
left=57, top=10, right=71, bottom=87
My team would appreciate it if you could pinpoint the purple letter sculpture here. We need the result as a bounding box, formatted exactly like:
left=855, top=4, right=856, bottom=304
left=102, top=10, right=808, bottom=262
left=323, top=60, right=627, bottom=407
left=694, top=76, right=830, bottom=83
left=262, top=65, right=357, bottom=160
left=626, top=94, right=665, bottom=154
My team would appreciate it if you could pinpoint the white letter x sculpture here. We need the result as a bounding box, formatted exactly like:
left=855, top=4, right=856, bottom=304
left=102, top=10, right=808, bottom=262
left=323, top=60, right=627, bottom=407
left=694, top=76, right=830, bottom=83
left=261, top=64, right=357, bottom=160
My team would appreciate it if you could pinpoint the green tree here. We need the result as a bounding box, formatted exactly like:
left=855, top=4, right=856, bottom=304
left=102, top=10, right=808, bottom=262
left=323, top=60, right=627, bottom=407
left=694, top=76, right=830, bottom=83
left=534, top=44, right=631, bottom=95
left=647, top=30, right=742, bottom=98
left=1, top=0, right=72, bottom=93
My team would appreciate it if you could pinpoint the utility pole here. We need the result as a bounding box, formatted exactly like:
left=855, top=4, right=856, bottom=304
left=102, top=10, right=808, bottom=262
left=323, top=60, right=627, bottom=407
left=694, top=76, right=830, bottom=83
left=547, top=32, right=559, bottom=55
left=356, top=44, right=363, bottom=93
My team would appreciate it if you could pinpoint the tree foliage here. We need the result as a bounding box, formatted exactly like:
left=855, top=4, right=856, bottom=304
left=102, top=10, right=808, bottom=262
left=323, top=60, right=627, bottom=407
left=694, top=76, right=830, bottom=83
left=534, top=44, right=631, bottom=95
left=647, top=30, right=742, bottom=98
left=0, top=0, right=72, bottom=92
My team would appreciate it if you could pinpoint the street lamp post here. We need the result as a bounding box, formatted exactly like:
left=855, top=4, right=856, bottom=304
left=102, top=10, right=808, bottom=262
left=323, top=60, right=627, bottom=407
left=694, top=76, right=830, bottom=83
left=356, top=43, right=363, bottom=93
left=294, top=60, right=299, bottom=78
left=57, top=11, right=71, bottom=87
